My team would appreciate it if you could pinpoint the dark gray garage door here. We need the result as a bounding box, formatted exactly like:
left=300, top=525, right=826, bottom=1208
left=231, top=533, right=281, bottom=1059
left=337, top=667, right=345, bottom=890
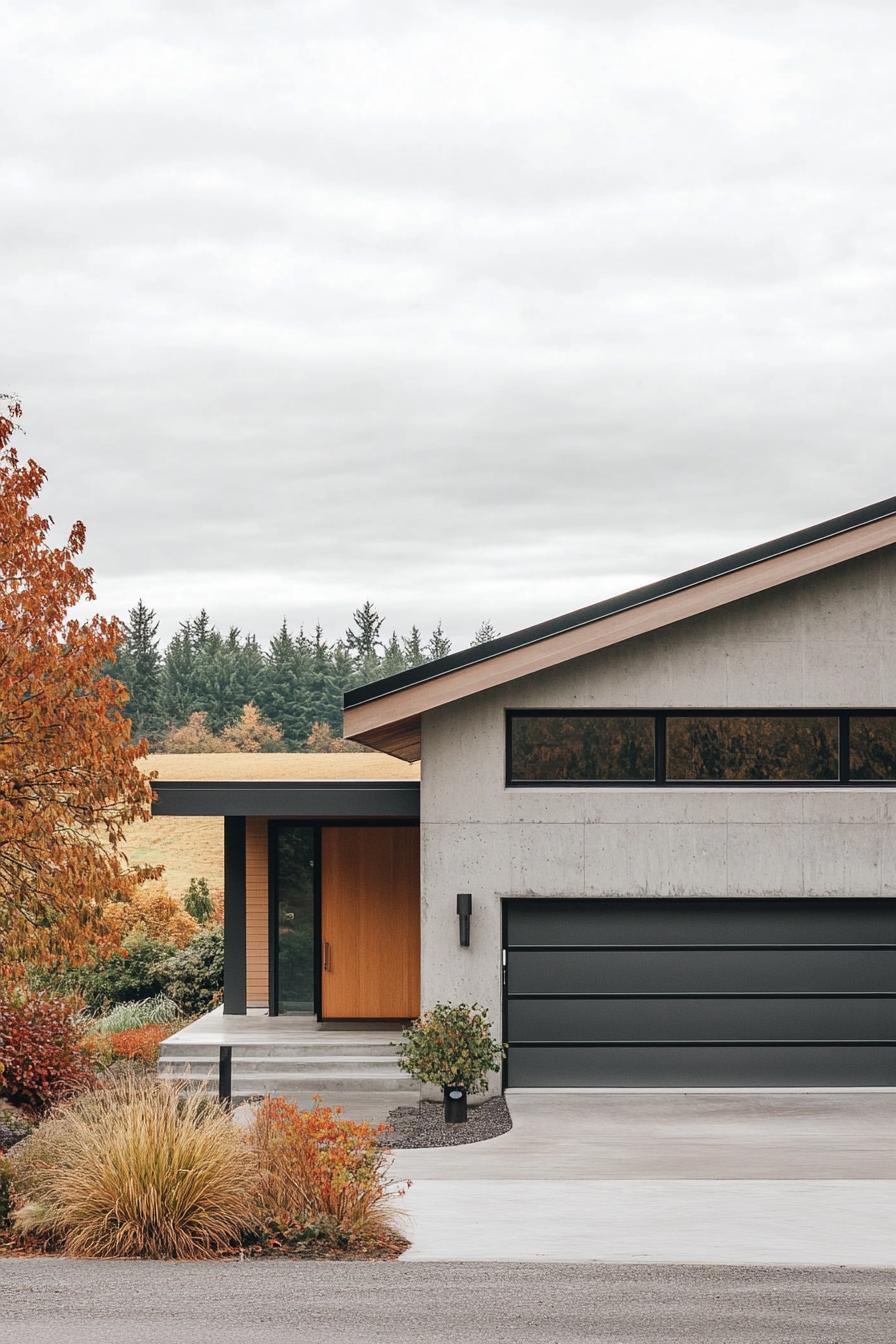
left=504, top=899, right=896, bottom=1087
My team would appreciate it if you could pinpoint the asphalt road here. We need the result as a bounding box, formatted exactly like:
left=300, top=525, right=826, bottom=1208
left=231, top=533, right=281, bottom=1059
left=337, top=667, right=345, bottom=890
left=1, top=1260, right=893, bottom=1344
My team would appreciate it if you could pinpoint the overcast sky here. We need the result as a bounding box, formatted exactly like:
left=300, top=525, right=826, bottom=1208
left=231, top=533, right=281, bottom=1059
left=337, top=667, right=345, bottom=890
left=5, top=1, right=896, bottom=648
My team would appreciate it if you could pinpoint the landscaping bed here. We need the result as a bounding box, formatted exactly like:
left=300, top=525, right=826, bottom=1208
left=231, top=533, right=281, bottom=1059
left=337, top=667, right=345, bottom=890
left=383, top=1096, right=512, bottom=1148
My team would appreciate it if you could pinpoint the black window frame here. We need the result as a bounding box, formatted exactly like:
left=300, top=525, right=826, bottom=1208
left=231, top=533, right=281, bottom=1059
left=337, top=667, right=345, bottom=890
left=505, top=708, right=896, bottom=788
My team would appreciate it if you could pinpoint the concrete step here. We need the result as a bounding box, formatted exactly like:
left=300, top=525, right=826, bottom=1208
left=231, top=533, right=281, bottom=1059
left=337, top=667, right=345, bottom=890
left=159, top=1039, right=400, bottom=1060
left=159, top=1060, right=405, bottom=1083
left=231, top=1071, right=416, bottom=1091
left=162, top=1071, right=419, bottom=1097
left=219, top=1055, right=401, bottom=1074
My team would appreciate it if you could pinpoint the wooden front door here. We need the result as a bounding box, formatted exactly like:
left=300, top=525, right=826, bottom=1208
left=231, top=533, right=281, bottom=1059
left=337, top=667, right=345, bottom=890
left=320, top=826, right=420, bottom=1019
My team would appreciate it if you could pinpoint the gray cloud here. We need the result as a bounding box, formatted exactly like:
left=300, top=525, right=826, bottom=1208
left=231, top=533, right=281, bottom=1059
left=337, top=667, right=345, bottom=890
left=4, top=0, right=896, bottom=644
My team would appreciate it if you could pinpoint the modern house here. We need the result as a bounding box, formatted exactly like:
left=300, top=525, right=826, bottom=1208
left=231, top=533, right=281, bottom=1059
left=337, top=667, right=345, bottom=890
left=155, top=495, right=896, bottom=1093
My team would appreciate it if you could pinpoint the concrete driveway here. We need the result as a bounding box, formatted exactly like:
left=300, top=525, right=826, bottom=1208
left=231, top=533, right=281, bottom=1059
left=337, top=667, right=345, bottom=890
left=390, top=1090, right=896, bottom=1263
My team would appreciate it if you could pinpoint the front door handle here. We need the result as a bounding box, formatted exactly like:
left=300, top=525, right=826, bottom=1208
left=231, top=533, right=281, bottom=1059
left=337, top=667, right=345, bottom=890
left=323, top=941, right=332, bottom=972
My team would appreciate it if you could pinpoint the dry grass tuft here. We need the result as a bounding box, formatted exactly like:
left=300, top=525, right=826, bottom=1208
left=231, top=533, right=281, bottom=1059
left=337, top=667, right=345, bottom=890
left=8, top=1075, right=256, bottom=1258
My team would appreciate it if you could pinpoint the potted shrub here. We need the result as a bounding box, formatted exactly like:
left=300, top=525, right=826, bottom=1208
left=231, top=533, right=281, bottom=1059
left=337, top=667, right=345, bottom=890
left=397, top=1002, right=504, bottom=1122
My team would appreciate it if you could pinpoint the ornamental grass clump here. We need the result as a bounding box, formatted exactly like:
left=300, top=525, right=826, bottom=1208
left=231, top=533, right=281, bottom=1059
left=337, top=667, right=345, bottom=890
left=7, top=1075, right=256, bottom=1258
left=249, top=1096, right=404, bottom=1252
left=397, top=1002, right=504, bottom=1096
left=88, top=994, right=180, bottom=1035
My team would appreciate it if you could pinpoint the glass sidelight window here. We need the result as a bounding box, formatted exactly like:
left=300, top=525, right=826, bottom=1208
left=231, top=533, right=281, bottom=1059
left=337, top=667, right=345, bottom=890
left=274, top=826, right=316, bottom=1014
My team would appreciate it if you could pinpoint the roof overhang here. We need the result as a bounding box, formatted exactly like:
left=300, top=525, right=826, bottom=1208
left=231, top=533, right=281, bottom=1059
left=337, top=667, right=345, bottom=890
left=343, top=497, right=896, bottom=762
left=151, top=779, right=420, bottom=819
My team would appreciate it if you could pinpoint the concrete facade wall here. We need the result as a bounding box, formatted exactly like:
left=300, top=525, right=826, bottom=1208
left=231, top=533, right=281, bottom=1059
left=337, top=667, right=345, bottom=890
left=419, top=548, right=896, bottom=1088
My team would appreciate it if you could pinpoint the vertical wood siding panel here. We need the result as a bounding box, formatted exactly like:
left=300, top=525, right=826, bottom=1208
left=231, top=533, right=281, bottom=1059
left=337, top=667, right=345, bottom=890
left=245, top=817, right=269, bottom=1007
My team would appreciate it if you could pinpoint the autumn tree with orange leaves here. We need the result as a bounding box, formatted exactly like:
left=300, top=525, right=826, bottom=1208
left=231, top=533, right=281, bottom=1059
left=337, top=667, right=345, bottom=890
left=0, top=401, right=157, bottom=972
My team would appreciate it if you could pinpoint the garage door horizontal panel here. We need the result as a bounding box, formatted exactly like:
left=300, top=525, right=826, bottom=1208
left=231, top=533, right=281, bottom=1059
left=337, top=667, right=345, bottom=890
left=507, top=1044, right=896, bottom=1088
left=507, top=995, right=896, bottom=1043
left=505, top=898, right=896, bottom=948
left=508, top=948, right=896, bottom=996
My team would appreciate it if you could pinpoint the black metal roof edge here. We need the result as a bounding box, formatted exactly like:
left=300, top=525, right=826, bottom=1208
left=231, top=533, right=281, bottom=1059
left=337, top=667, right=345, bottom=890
left=151, top=779, right=421, bottom=817
left=152, top=779, right=419, bottom=791
left=344, top=493, right=896, bottom=711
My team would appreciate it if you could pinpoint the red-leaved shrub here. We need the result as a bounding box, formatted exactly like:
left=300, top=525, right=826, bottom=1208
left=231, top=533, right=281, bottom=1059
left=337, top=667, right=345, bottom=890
left=249, top=1096, right=405, bottom=1251
left=0, top=988, right=95, bottom=1119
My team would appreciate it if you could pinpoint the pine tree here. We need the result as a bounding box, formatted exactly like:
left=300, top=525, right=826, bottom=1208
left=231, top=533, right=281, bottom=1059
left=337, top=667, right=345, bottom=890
left=327, top=640, right=356, bottom=734
left=236, top=633, right=266, bottom=708
left=190, top=609, right=214, bottom=649
left=259, top=620, right=309, bottom=748
left=161, top=622, right=197, bottom=727
left=292, top=627, right=315, bottom=744
left=305, top=625, right=339, bottom=736
left=426, top=621, right=452, bottom=661
left=472, top=620, right=499, bottom=645
left=346, top=600, right=384, bottom=684
left=402, top=625, right=424, bottom=667
left=192, top=623, right=245, bottom=734
left=116, top=600, right=163, bottom=743
left=380, top=630, right=406, bottom=677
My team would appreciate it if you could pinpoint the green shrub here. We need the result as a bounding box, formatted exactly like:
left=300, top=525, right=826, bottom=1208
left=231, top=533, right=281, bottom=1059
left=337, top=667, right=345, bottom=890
left=0, top=1102, right=32, bottom=1145
left=8, top=1076, right=256, bottom=1257
left=32, top=928, right=223, bottom=1022
left=0, top=1153, right=12, bottom=1228
left=36, top=932, right=177, bottom=1012
left=89, top=995, right=180, bottom=1035
left=155, top=927, right=224, bottom=1016
left=397, top=1002, right=505, bottom=1095
left=0, top=988, right=95, bottom=1119
left=183, top=877, right=214, bottom=925
left=0, top=1104, right=32, bottom=1151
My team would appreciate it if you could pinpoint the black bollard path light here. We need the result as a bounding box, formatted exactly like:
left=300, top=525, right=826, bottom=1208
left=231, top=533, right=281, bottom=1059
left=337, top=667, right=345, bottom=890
left=443, top=1084, right=467, bottom=1124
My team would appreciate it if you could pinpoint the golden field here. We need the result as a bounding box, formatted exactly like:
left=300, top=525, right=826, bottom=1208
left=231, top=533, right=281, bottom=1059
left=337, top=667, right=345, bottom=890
left=129, top=753, right=420, bottom=897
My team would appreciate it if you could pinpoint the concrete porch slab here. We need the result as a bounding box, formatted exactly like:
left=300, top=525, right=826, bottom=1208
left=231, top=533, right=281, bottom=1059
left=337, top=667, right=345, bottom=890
left=163, top=1006, right=405, bottom=1048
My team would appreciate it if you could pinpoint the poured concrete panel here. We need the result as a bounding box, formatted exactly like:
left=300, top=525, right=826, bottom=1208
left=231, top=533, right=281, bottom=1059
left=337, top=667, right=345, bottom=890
left=419, top=548, right=896, bottom=1089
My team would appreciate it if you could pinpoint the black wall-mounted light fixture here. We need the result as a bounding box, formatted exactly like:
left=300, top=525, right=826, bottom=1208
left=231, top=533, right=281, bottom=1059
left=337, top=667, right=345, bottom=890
left=456, top=892, right=472, bottom=947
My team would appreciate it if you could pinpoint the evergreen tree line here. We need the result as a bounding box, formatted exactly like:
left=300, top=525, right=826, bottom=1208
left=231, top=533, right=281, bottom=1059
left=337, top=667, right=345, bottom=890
left=114, top=600, right=500, bottom=750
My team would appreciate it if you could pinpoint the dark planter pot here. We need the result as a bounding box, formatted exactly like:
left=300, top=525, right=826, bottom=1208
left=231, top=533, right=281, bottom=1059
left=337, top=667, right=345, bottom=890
left=443, top=1085, right=468, bottom=1124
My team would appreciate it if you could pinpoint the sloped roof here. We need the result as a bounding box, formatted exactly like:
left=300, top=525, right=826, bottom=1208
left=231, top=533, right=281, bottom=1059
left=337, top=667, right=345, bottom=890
left=343, top=494, right=896, bottom=761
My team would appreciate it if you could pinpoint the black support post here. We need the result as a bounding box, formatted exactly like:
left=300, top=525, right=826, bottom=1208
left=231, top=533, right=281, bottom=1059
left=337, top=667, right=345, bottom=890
left=218, top=1045, right=232, bottom=1106
left=223, top=815, right=247, bottom=1015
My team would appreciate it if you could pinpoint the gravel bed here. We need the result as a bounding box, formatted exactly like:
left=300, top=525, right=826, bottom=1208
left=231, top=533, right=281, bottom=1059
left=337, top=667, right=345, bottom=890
left=381, top=1096, right=512, bottom=1148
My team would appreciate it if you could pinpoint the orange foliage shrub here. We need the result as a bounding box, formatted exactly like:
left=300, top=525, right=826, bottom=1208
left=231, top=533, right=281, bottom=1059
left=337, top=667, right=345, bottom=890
left=250, top=1097, right=404, bottom=1249
left=304, top=721, right=367, bottom=753
left=85, top=1025, right=170, bottom=1066
left=160, top=712, right=224, bottom=754
left=103, top=885, right=198, bottom=948
left=220, top=703, right=284, bottom=752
